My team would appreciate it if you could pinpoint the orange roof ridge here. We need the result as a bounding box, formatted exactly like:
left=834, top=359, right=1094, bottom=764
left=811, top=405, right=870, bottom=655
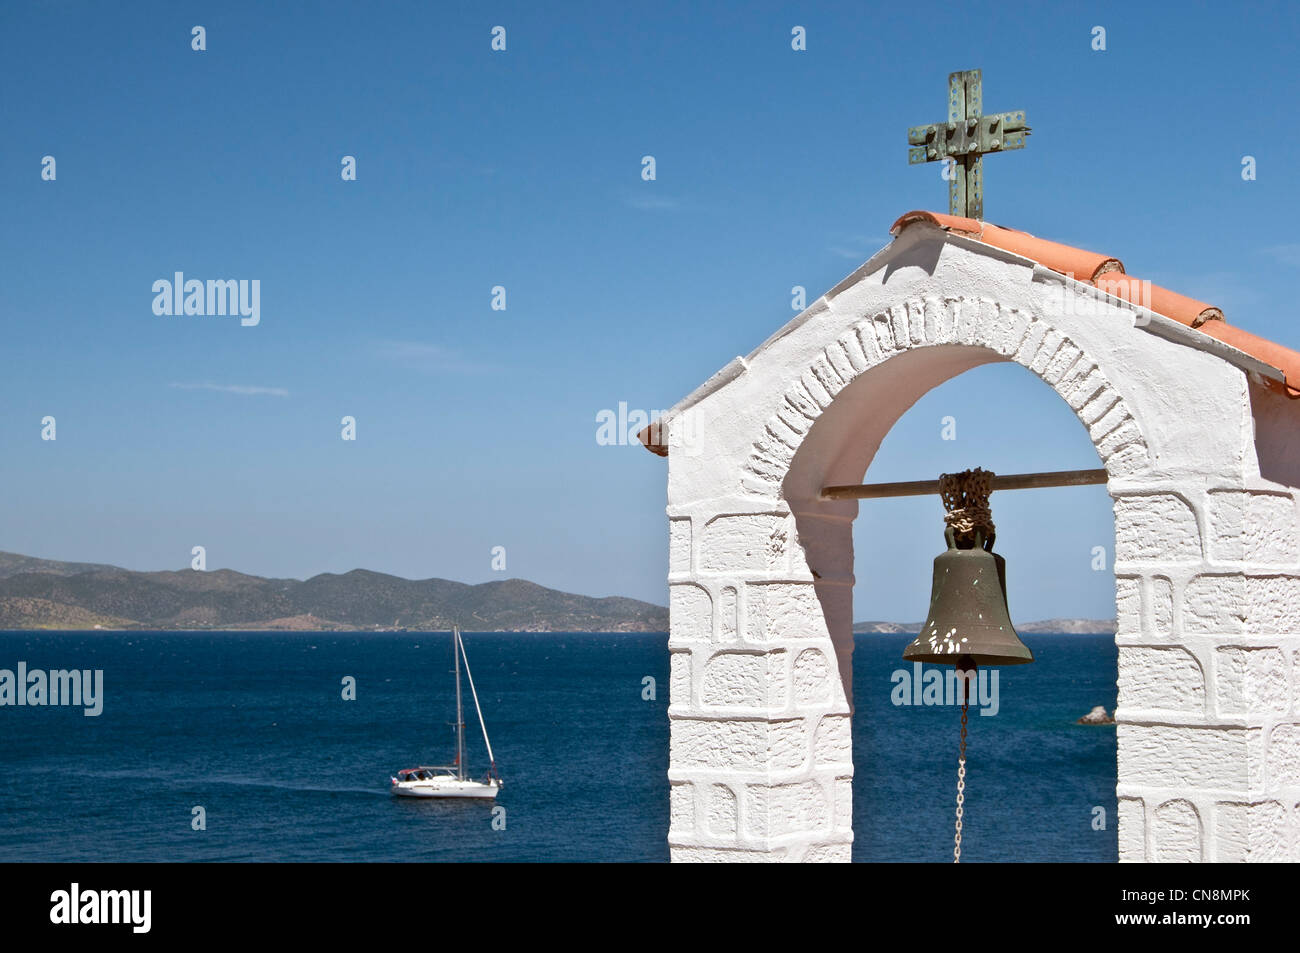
left=891, top=210, right=1122, bottom=281
left=1198, top=323, right=1300, bottom=397
left=891, top=210, right=1298, bottom=397
left=1093, top=274, right=1224, bottom=329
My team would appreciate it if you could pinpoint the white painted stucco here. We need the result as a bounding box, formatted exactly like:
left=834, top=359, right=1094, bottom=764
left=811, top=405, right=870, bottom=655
left=657, top=222, right=1300, bottom=862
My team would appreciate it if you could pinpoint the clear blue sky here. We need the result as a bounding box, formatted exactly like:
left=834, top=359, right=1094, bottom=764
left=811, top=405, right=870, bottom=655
left=2, top=1, right=1297, bottom=622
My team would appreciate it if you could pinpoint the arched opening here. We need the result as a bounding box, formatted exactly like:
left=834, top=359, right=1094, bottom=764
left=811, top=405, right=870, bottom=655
left=848, top=362, right=1118, bottom=861
left=781, top=342, right=1121, bottom=862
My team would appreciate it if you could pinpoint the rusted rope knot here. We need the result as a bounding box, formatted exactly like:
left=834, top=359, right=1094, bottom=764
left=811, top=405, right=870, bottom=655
left=939, top=468, right=995, bottom=543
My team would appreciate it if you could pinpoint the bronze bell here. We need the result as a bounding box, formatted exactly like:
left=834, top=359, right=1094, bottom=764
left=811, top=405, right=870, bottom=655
left=903, top=526, right=1034, bottom=666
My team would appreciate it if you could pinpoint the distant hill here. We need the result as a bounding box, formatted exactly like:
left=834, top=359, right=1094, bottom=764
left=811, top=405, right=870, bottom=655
left=0, top=551, right=668, bottom=632
left=0, top=552, right=120, bottom=579
left=853, top=618, right=1115, bottom=635
left=1014, top=618, right=1116, bottom=635
left=0, top=596, right=135, bottom=630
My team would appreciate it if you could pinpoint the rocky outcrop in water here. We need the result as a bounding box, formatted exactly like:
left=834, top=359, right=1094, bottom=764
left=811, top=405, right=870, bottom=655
left=1076, top=705, right=1115, bottom=725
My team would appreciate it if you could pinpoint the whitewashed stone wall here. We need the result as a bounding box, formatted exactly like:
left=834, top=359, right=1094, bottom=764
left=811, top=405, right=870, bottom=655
left=1115, top=481, right=1300, bottom=861
left=662, top=224, right=1300, bottom=862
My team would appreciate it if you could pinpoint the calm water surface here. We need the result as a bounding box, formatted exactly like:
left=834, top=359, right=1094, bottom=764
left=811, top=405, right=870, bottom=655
left=0, top=631, right=1115, bottom=862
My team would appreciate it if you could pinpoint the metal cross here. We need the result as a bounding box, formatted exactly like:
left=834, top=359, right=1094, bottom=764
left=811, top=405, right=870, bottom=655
left=907, top=69, right=1029, bottom=220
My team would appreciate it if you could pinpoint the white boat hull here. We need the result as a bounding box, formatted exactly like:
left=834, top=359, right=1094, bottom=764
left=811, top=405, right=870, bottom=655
left=391, top=777, right=501, bottom=799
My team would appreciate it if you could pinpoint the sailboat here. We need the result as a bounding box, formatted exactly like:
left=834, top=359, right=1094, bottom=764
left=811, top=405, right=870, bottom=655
left=390, top=626, right=502, bottom=799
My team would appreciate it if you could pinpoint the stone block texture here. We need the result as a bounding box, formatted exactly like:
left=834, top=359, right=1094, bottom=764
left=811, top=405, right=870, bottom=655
left=1113, top=486, right=1300, bottom=862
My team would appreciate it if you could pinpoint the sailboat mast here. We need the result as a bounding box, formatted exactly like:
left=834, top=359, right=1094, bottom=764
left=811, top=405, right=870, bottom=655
left=457, top=629, right=497, bottom=776
left=454, top=626, right=465, bottom=781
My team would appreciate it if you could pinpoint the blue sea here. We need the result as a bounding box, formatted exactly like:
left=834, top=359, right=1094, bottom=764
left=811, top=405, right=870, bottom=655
left=0, top=631, right=1116, bottom=862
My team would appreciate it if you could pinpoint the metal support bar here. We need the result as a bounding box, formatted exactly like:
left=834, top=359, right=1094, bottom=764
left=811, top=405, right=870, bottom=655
left=820, top=468, right=1108, bottom=501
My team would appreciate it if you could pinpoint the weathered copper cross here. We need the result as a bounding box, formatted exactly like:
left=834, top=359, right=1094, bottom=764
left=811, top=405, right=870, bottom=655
left=907, top=69, right=1030, bottom=220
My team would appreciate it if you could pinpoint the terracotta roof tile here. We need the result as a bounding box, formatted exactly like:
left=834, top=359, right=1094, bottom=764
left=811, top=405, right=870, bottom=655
left=1092, top=274, right=1223, bottom=329
left=639, top=426, right=668, bottom=457
left=1197, top=322, right=1300, bottom=398
left=891, top=211, right=1121, bottom=280
left=891, top=210, right=1298, bottom=398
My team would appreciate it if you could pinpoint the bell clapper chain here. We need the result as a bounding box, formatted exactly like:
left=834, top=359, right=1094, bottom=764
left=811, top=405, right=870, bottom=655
left=954, top=655, right=975, bottom=863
